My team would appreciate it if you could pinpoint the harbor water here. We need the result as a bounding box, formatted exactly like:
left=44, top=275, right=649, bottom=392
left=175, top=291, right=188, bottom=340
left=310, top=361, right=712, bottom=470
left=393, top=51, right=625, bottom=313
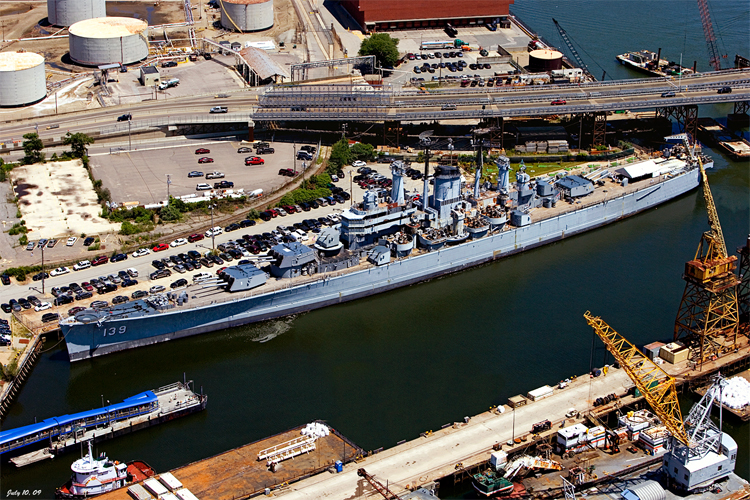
left=2, top=1, right=749, bottom=498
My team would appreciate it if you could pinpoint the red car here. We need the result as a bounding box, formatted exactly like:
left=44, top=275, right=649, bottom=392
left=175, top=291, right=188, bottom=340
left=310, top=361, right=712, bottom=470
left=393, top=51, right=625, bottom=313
left=283, top=205, right=296, bottom=214
left=188, top=233, right=204, bottom=243
left=245, top=157, right=264, bottom=165
left=195, top=148, right=210, bottom=154
left=153, top=243, right=169, bottom=252
left=551, top=99, right=566, bottom=105
left=81, top=281, right=94, bottom=291
left=92, top=255, right=108, bottom=266
left=198, top=157, right=214, bottom=164
left=268, top=208, right=279, bottom=218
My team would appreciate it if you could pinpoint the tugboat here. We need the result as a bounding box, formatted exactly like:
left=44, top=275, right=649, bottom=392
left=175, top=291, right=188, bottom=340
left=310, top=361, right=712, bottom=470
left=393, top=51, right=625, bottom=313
left=56, top=441, right=154, bottom=498
left=472, top=469, right=514, bottom=496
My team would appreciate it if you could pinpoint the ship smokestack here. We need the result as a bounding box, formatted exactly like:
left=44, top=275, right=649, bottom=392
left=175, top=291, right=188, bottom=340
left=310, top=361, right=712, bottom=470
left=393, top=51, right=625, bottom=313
left=391, top=161, right=405, bottom=205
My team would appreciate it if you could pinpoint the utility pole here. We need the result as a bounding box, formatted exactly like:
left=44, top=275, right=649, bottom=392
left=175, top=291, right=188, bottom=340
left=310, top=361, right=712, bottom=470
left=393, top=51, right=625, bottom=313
left=166, top=174, right=171, bottom=200
left=55, top=91, right=58, bottom=115
left=40, top=245, right=45, bottom=294
left=128, top=115, right=132, bottom=151
left=210, top=202, right=216, bottom=253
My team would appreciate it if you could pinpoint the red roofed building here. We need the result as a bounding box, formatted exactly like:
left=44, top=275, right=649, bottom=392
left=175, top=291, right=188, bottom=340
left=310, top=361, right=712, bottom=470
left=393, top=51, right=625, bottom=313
left=340, top=0, right=514, bottom=32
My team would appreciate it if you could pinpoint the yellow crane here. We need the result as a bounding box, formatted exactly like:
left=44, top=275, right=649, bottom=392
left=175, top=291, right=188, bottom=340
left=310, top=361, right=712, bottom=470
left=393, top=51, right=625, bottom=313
left=583, top=311, right=689, bottom=446
left=584, top=311, right=737, bottom=492
left=674, top=155, right=739, bottom=364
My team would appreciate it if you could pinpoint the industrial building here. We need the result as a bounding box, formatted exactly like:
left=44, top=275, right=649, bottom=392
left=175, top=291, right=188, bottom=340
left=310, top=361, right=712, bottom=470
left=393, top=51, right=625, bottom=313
left=47, top=0, right=106, bottom=27
left=68, top=17, right=148, bottom=66
left=0, top=51, right=47, bottom=107
left=237, top=47, right=289, bottom=85
left=340, top=0, right=513, bottom=32
left=140, top=66, right=160, bottom=86
left=220, top=0, right=274, bottom=32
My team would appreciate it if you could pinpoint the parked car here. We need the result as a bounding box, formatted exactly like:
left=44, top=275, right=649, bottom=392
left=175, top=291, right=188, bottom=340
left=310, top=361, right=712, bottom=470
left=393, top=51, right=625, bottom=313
left=66, top=236, right=78, bottom=246
left=132, top=290, right=149, bottom=299
left=34, top=302, right=52, bottom=312
left=188, top=233, right=205, bottom=243
left=51, top=266, right=71, bottom=277
left=352, top=160, right=367, bottom=168
left=68, top=306, right=86, bottom=316
left=170, top=278, right=188, bottom=289
left=132, top=248, right=150, bottom=258
left=153, top=243, right=169, bottom=252
left=245, top=157, right=264, bottom=165
left=112, top=295, right=129, bottom=304
left=162, top=60, right=177, bottom=68
left=214, top=181, right=234, bottom=189
left=83, top=237, right=95, bottom=246
left=110, top=253, right=128, bottom=263
left=198, top=157, right=214, bottom=164
left=195, top=148, right=210, bottom=154
left=237, top=147, right=252, bottom=153
left=42, top=313, right=60, bottom=323
left=196, top=183, right=212, bottom=190
left=206, top=171, right=224, bottom=179
left=188, top=171, right=204, bottom=178
left=170, top=238, right=188, bottom=247
left=73, top=260, right=91, bottom=271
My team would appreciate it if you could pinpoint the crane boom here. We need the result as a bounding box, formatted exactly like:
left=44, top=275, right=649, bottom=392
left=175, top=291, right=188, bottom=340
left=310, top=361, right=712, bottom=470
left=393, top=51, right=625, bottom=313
left=696, top=0, right=722, bottom=71
left=583, top=311, right=690, bottom=446
left=698, top=158, right=727, bottom=258
left=552, top=19, right=595, bottom=81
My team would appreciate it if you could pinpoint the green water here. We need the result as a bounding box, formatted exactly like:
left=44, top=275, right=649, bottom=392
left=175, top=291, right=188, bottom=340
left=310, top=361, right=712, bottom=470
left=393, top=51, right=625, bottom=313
left=2, top=1, right=750, bottom=498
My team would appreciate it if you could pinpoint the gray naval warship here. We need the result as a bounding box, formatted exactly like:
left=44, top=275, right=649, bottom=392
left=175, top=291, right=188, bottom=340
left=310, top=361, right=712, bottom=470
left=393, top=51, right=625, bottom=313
left=60, top=148, right=708, bottom=361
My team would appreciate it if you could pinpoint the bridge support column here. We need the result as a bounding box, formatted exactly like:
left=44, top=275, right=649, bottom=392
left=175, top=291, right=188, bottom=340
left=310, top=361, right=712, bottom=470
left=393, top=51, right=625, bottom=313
left=592, top=112, right=607, bottom=147
left=383, top=121, right=400, bottom=149
left=657, top=105, right=698, bottom=143
left=480, top=117, right=504, bottom=149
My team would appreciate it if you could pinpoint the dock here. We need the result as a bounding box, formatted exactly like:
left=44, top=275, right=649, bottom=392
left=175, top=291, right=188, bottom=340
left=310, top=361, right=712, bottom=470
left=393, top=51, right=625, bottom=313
left=4, top=381, right=207, bottom=466
left=268, top=339, right=750, bottom=499
left=97, top=423, right=362, bottom=500
left=694, top=368, right=750, bottom=421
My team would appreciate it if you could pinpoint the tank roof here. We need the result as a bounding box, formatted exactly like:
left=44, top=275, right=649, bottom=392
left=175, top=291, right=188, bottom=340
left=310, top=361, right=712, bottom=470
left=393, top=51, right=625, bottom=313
left=0, top=51, right=44, bottom=71
left=223, top=0, right=271, bottom=4
left=69, top=17, right=147, bottom=38
left=529, top=49, right=563, bottom=60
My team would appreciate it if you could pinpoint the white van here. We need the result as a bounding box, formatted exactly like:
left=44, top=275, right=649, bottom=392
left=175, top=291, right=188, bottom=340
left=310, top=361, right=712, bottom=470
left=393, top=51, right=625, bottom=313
left=73, top=260, right=91, bottom=271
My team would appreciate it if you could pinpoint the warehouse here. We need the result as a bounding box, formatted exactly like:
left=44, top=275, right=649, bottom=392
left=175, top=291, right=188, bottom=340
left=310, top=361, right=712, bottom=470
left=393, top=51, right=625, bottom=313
left=340, top=0, right=513, bottom=32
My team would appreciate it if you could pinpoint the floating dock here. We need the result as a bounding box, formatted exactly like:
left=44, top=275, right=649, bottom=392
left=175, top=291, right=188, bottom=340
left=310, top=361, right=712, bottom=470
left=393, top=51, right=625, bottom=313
left=97, top=423, right=362, bottom=500
left=3, top=381, right=207, bottom=466
left=695, top=369, right=750, bottom=421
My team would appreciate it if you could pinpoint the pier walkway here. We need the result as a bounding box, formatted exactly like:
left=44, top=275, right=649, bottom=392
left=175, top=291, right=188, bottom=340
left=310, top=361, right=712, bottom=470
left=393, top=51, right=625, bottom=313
left=275, top=369, right=635, bottom=499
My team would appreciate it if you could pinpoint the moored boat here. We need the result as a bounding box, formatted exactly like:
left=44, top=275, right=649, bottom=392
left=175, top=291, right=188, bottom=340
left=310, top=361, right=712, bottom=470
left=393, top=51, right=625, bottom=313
left=472, top=470, right=514, bottom=496
left=55, top=441, right=154, bottom=498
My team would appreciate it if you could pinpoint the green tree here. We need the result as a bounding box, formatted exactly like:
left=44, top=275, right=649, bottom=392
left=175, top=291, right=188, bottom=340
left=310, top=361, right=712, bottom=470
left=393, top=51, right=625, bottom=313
left=358, top=33, right=399, bottom=67
left=160, top=203, right=181, bottom=222
left=350, top=142, right=374, bottom=162
left=22, top=132, right=44, bottom=164
left=63, top=132, right=95, bottom=159
left=278, top=194, right=295, bottom=207
left=328, top=137, right=352, bottom=171
left=247, top=209, right=260, bottom=220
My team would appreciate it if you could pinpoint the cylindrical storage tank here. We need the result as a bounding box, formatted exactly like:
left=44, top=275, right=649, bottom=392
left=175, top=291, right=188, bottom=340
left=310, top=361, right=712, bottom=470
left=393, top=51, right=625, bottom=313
left=69, top=18, right=148, bottom=66
left=221, top=0, right=273, bottom=32
left=47, top=0, right=106, bottom=27
left=528, top=49, right=563, bottom=72
left=0, top=52, right=47, bottom=107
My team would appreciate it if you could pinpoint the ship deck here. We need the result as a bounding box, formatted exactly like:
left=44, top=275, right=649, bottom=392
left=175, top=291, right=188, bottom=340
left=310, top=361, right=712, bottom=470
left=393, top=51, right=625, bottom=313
left=96, top=425, right=361, bottom=500
left=18, top=155, right=692, bottom=330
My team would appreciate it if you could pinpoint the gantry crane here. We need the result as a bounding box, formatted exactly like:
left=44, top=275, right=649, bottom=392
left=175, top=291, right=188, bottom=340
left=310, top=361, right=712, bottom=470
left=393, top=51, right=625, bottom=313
left=552, top=19, right=597, bottom=81
left=673, top=157, right=740, bottom=365
left=584, top=312, right=737, bottom=492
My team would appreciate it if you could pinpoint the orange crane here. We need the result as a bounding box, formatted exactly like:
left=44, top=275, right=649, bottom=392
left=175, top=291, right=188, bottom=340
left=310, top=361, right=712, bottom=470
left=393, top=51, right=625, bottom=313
left=697, top=0, right=723, bottom=71
left=673, top=155, right=740, bottom=364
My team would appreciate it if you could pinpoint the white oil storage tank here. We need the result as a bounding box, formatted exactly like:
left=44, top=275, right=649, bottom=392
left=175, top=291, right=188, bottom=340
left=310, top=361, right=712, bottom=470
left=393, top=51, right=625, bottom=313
left=47, top=0, right=106, bottom=27
left=0, top=51, right=47, bottom=107
left=221, top=0, right=273, bottom=32
left=69, top=17, right=148, bottom=66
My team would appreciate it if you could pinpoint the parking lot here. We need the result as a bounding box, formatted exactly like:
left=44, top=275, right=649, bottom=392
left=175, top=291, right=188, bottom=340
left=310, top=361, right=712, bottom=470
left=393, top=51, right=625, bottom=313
left=403, top=50, right=516, bottom=88
left=91, top=140, right=315, bottom=205
left=385, top=25, right=534, bottom=87
left=106, top=56, right=247, bottom=106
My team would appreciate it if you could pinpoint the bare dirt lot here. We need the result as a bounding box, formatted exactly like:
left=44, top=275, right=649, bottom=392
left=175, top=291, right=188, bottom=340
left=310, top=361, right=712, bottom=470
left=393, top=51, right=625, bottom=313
left=11, top=159, right=120, bottom=238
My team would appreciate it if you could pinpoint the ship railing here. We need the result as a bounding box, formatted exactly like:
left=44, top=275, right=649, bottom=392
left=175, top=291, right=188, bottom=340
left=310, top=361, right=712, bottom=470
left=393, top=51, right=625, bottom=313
left=258, top=435, right=317, bottom=463
left=155, top=381, right=187, bottom=395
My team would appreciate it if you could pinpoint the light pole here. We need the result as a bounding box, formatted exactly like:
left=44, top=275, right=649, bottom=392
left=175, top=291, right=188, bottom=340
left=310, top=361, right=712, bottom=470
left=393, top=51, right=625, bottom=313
left=40, top=244, right=45, bottom=294
left=209, top=202, right=216, bottom=253
left=166, top=174, right=171, bottom=201
left=128, top=115, right=132, bottom=151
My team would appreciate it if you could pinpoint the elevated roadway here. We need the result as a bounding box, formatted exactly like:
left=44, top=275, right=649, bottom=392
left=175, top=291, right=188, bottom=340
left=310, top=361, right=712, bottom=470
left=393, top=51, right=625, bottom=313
left=0, top=70, right=748, bottom=145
